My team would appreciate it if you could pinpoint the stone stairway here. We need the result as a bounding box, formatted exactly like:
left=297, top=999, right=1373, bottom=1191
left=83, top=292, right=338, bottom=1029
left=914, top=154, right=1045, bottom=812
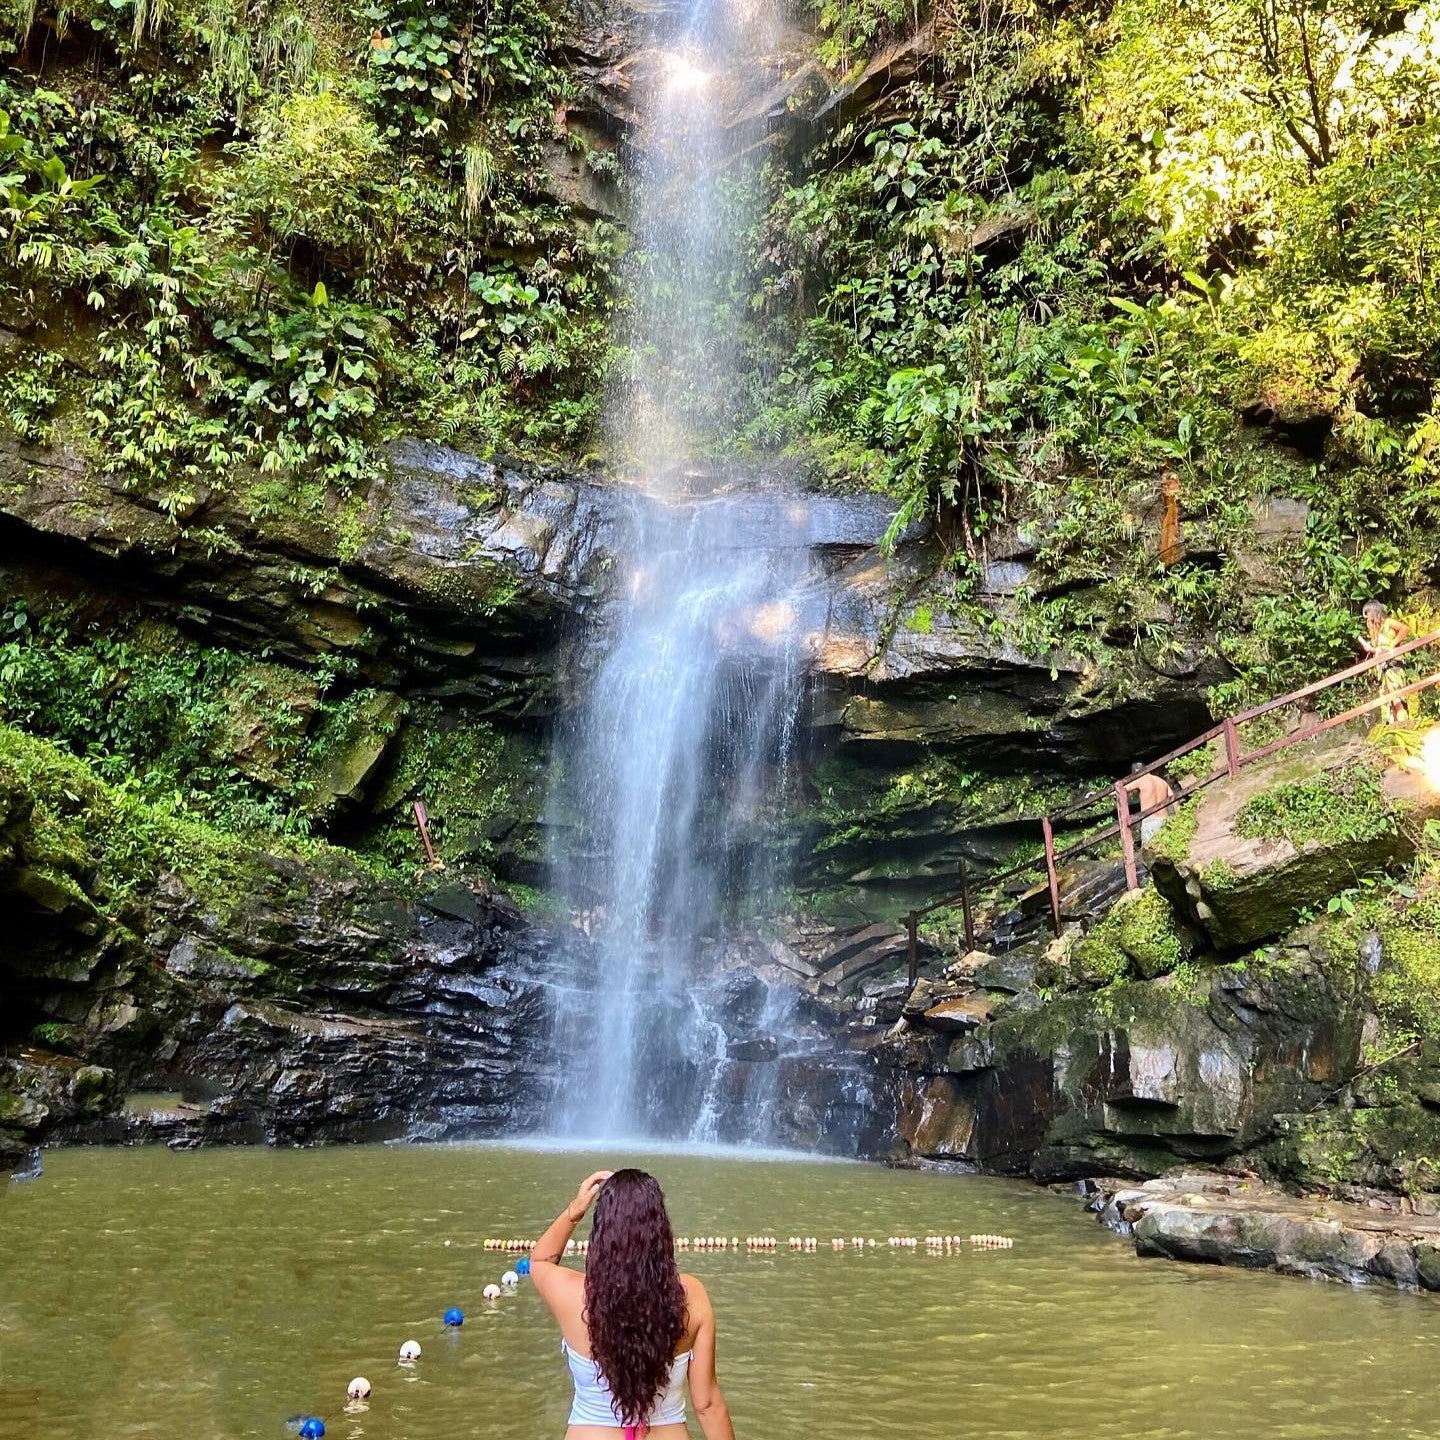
left=806, top=921, right=938, bottom=994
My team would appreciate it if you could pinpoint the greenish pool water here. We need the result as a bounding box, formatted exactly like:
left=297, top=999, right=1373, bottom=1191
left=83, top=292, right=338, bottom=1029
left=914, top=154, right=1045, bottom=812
left=3, top=1144, right=1439, bottom=1440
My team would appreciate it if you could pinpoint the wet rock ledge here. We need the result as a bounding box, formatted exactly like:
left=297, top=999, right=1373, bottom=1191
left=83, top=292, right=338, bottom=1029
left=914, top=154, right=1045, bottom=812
left=1077, top=1172, right=1440, bottom=1292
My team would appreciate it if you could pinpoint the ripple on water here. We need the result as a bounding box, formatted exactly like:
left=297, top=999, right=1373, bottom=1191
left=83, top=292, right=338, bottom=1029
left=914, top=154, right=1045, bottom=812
left=3, top=1146, right=1440, bottom=1440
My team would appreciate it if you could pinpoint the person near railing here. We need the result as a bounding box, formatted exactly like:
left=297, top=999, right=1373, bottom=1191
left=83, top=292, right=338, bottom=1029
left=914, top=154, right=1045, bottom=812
left=1126, top=763, right=1176, bottom=848
left=1360, top=601, right=1411, bottom=726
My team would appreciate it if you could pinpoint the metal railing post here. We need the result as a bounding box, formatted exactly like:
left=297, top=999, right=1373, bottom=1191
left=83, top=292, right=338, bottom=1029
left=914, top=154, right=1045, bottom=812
left=1116, top=782, right=1138, bottom=890
left=906, top=913, right=919, bottom=986
left=1041, top=816, right=1062, bottom=937
left=1223, top=716, right=1241, bottom=777
left=958, top=858, right=975, bottom=952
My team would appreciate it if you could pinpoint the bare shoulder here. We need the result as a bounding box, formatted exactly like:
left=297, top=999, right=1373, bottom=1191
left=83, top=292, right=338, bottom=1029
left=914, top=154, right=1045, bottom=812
left=680, top=1272, right=713, bottom=1315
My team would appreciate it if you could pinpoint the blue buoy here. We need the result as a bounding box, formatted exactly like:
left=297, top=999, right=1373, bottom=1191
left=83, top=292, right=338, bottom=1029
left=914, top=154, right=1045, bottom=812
left=444, top=1307, right=464, bottom=1327
left=299, top=1420, right=325, bottom=1439
left=516, top=1257, right=531, bottom=1277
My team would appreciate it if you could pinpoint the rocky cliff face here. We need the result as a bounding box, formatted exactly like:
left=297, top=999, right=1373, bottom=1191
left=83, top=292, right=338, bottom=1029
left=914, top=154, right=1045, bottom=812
left=0, top=434, right=1229, bottom=889
left=0, top=722, right=573, bottom=1166
left=0, top=418, right=1329, bottom=1171
left=869, top=735, right=1440, bottom=1202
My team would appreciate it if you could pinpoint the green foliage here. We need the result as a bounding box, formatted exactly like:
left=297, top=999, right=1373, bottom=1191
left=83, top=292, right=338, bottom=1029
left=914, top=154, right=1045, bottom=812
left=1326, top=827, right=1440, bottom=1042
left=1073, top=884, right=1188, bottom=983
left=0, top=0, right=613, bottom=493
left=222, top=91, right=384, bottom=254
left=362, top=0, right=558, bottom=141
left=808, top=0, right=917, bottom=69
left=0, top=104, right=103, bottom=281
left=0, top=344, right=63, bottom=443
left=212, top=282, right=382, bottom=488
left=0, top=601, right=306, bottom=834
left=360, top=703, right=531, bottom=868
left=1146, top=800, right=1199, bottom=865
left=0, top=599, right=422, bottom=850
left=0, top=719, right=258, bottom=911
left=1235, top=760, right=1396, bottom=847
left=734, top=0, right=1440, bottom=705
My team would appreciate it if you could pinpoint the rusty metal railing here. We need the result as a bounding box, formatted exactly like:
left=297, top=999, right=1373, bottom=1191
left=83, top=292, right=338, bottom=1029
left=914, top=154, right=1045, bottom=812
left=903, top=628, right=1440, bottom=982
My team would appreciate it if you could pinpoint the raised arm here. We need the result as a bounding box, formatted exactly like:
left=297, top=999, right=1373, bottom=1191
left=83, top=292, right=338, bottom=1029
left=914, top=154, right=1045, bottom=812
left=686, top=1281, right=736, bottom=1440
left=529, top=1170, right=610, bottom=1334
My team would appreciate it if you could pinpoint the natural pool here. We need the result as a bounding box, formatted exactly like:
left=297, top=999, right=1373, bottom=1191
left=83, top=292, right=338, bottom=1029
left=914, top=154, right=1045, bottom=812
left=4, top=1144, right=1440, bottom=1440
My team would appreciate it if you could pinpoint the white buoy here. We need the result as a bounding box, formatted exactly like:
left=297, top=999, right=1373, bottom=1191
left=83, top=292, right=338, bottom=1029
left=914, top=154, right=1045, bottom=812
left=483, top=1283, right=502, bottom=1300
left=399, top=1340, right=421, bottom=1362
left=501, top=1270, right=520, bottom=1287
left=348, top=1378, right=371, bottom=1400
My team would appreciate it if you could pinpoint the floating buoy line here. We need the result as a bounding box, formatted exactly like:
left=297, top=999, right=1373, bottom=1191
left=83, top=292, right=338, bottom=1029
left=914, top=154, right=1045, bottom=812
left=286, top=1230, right=1014, bottom=1431
left=482, top=1233, right=1015, bottom=1253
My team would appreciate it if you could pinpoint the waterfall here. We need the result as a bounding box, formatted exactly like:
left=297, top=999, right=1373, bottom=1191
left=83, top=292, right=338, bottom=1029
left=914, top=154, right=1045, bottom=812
left=543, top=1, right=817, bottom=1144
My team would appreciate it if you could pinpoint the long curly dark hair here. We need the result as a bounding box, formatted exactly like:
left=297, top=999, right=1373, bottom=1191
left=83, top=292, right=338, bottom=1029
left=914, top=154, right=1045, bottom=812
left=583, top=1169, right=687, bottom=1426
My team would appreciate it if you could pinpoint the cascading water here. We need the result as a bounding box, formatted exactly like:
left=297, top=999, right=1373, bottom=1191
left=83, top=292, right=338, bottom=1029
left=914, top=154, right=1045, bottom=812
left=551, top=494, right=810, bottom=1141
left=540, top=1, right=862, bottom=1146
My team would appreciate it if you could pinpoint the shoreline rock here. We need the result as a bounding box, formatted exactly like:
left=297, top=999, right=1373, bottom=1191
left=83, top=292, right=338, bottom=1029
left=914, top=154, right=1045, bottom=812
left=1073, top=1171, right=1440, bottom=1292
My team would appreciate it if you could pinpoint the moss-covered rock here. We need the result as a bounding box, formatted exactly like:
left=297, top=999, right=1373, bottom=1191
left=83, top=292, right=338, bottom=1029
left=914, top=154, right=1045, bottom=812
left=1262, top=1098, right=1440, bottom=1194
left=1150, top=733, right=1438, bottom=950
left=305, top=690, right=408, bottom=808
left=368, top=705, right=546, bottom=872
left=1072, top=884, right=1190, bottom=982
left=0, top=723, right=572, bottom=1167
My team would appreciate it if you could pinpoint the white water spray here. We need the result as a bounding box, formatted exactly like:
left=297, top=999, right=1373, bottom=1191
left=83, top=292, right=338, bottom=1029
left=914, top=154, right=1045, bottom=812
left=546, top=1, right=814, bottom=1143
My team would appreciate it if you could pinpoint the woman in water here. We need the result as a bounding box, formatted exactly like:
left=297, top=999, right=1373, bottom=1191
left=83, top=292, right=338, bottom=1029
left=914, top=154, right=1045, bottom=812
left=531, top=1169, right=736, bottom=1440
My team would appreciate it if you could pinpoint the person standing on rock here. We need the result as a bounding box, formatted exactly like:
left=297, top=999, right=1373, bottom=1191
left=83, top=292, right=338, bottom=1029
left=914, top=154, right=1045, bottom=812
left=531, top=1168, right=737, bottom=1440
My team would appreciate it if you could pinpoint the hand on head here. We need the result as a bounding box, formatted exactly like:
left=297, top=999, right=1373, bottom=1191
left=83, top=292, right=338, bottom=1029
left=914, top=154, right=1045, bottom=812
left=569, top=1169, right=613, bottom=1222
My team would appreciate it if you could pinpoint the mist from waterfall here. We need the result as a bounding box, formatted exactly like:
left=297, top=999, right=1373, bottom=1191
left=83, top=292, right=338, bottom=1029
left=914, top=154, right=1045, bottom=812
left=545, top=1, right=821, bottom=1144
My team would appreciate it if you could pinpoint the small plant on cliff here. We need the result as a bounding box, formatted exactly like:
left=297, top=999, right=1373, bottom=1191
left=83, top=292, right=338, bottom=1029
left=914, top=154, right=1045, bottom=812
left=1235, top=761, right=1396, bottom=848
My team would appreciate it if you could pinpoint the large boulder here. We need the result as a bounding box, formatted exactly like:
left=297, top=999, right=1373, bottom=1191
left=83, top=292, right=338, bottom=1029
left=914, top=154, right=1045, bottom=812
left=1150, top=733, right=1439, bottom=951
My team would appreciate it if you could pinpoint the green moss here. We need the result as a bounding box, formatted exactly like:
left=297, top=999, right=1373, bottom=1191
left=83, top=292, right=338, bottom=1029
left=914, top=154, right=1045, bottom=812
left=1369, top=892, right=1440, bottom=1040
left=1268, top=1104, right=1440, bottom=1194
left=1073, top=884, right=1188, bottom=982
left=366, top=705, right=539, bottom=870
left=905, top=604, right=934, bottom=634
left=1147, top=800, right=1198, bottom=864
left=0, top=722, right=392, bottom=925
left=811, top=753, right=1071, bottom=855
left=1198, top=858, right=1238, bottom=892
left=504, top=881, right=566, bottom=920
left=0, top=721, right=250, bottom=914
left=1236, top=760, right=1396, bottom=848
left=1071, top=929, right=1131, bottom=984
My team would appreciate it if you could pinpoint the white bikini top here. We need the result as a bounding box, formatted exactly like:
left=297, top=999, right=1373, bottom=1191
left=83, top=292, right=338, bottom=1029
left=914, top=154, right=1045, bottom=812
left=563, top=1340, right=691, bottom=1433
